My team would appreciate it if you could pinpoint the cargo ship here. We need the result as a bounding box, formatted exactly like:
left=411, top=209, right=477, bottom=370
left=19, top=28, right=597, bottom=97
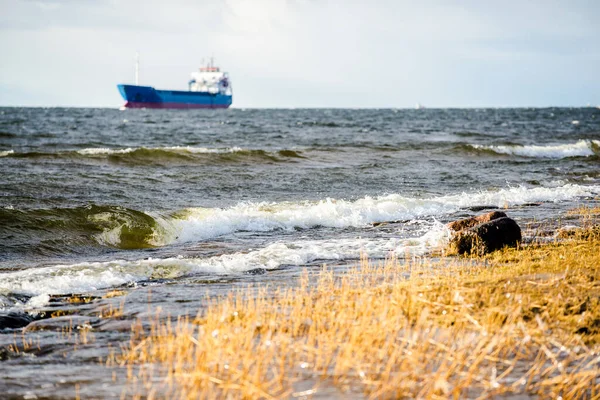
left=117, top=57, right=232, bottom=109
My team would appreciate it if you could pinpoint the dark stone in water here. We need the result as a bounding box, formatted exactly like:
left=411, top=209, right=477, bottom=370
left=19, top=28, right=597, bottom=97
left=448, top=213, right=521, bottom=255
left=0, top=312, right=34, bottom=330
left=467, top=205, right=499, bottom=212
left=521, top=202, right=542, bottom=207
left=245, top=268, right=267, bottom=275
left=372, top=219, right=411, bottom=227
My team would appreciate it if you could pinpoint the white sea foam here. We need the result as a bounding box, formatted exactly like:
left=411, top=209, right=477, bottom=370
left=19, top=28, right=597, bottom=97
left=77, top=147, right=134, bottom=155
left=3, top=183, right=599, bottom=307
left=78, top=183, right=600, bottom=249
left=76, top=146, right=245, bottom=155
left=472, top=140, right=600, bottom=159
left=0, top=224, right=451, bottom=305
left=25, top=294, right=50, bottom=309
left=170, top=183, right=600, bottom=243
left=0, top=149, right=14, bottom=157
left=163, top=146, right=244, bottom=154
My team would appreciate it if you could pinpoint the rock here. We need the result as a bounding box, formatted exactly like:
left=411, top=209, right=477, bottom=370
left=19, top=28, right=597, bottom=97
left=0, top=312, right=34, bottom=330
left=447, top=211, right=507, bottom=232
left=448, top=216, right=521, bottom=255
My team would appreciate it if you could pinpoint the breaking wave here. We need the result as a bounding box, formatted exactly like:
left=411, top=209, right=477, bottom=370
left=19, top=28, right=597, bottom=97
left=1, top=146, right=305, bottom=164
left=169, top=183, right=600, bottom=244
left=2, top=182, right=600, bottom=303
left=0, top=205, right=173, bottom=256
left=0, top=224, right=451, bottom=301
left=75, top=146, right=245, bottom=155
left=467, top=140, right=600, bottom=159
left=3, top=183, right=599, bottom=257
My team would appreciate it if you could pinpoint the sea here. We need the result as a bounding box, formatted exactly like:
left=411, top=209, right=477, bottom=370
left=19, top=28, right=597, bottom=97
left=1, top=107, right=599, bottom=397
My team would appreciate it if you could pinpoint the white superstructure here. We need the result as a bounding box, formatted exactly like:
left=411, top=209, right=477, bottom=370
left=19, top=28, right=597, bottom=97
left=188, top=58, right=232, bottom=95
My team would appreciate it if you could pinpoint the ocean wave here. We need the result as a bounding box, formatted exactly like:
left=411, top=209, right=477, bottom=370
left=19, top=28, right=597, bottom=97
left=468, top=140, right=600, bottom=159
left=295, top=121, right=347, bottom=128
left=169, top=183, right=600, bottom=244
left=76, top=146, right=244, bottom=155
left=453, top=131, right=496, bottom=138
left=3, top=182, right=600, bottom=303
left=0, top=205, right=173, bottom=255
left=1, top=146, right=304, bottom=164
left=0, top=224, right=451, bottom=303
left=3, top=184, right=598, bottom=256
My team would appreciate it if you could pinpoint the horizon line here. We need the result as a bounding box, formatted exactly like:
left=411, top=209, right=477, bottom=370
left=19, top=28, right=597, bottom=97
left=1, top=104, right=599, bottom=110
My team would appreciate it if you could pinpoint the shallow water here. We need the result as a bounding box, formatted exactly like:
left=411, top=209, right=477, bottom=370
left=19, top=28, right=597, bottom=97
left=1, top=107, right=599, bottom=397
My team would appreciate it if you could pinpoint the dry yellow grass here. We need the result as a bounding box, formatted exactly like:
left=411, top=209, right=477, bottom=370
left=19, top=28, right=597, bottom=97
left=566, top=205, right=600, bottom=218
left=110, top=221, right=600, bottom=399
left=104, top=290, right=127, bottom=299
left=98, top=298, right=126, bottom=319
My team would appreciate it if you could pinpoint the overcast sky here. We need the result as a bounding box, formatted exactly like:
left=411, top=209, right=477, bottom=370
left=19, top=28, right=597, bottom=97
left=1, top=0, right=599, bottom=108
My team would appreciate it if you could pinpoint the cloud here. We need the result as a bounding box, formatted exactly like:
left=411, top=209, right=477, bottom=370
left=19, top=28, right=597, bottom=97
left=0, top=0, right=599, bottom=107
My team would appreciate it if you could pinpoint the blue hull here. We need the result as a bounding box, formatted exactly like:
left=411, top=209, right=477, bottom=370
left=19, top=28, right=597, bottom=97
left=117, top=84, right=232, bottom=109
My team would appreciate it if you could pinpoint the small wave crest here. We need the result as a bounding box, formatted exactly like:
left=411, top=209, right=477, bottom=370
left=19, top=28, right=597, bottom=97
left=3, top=146, right=305, bottom=164
left=76, top=146, right=244, bottom=156
left=277, top=149, right=305, bottom=158
left=0, top=205, right=174, bottom=255
left=467, top=140, right=600, bottom=159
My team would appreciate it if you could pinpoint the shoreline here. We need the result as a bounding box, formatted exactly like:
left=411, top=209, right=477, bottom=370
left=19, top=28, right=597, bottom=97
left=106, top=210, right=600, bottom=398
left=1, top=208, right=599, bottom=398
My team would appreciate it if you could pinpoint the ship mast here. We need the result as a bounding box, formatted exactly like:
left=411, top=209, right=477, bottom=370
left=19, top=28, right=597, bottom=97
left=135, top=52, right=139, bottom=85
